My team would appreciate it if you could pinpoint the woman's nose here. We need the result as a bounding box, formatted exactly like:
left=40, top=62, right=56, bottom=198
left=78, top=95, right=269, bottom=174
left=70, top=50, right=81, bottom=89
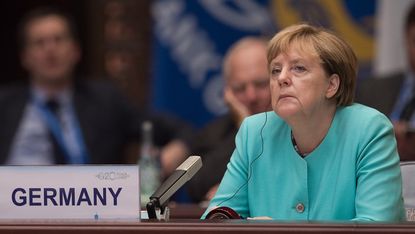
left=278, top=68, right=291, bottom=87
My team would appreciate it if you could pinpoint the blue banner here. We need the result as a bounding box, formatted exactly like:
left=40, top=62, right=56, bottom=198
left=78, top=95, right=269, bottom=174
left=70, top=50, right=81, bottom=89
left=151, top=0, right=375, bottom=128
left=151, top=0, right=274, bottom=128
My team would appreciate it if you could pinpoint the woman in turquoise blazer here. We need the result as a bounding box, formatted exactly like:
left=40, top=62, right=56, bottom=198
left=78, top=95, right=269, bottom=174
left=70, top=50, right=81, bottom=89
left=204, top=23, right=404, bottom=221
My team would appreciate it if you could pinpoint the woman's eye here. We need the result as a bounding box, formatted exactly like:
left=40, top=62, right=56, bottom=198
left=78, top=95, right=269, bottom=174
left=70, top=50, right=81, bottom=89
left=271, top=68, right=281, bottom=75
left=293, top=65, right=306, bottom=73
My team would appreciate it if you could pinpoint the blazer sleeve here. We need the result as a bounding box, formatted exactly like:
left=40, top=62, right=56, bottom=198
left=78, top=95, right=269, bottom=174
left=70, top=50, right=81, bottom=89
left=353, top=113, right=405, bottom=221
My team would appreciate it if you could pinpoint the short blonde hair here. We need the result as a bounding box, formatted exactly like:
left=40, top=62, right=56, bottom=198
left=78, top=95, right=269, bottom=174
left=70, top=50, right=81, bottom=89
left=267, top=23, right=357, bottom=106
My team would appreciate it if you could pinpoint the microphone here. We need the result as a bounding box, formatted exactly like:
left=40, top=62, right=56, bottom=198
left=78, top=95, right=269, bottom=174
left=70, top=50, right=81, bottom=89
left=146, top=155, right=202, bottom=219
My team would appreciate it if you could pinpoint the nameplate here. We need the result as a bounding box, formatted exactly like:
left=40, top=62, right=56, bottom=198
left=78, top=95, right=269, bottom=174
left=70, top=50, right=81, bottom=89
left=0, top=165, right=140, bottom=220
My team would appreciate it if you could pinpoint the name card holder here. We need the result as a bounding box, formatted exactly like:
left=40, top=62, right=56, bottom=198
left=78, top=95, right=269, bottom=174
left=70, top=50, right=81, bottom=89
left=0, top=165, right=140, bottom=220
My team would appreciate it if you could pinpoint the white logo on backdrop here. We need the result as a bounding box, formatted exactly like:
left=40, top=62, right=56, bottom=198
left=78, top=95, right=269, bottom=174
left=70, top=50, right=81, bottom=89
left=199, top=0, right=274, bottom=33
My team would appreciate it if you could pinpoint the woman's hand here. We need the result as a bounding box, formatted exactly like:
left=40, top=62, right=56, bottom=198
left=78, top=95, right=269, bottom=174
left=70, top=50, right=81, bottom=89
left=246, top=216, right=272, bottom=220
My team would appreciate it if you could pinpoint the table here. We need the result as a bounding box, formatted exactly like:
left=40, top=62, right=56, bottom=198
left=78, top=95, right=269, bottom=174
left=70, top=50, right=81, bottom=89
left=1, top=204, right=415, bottom=233
left=0, top=219, right=415, bottom=234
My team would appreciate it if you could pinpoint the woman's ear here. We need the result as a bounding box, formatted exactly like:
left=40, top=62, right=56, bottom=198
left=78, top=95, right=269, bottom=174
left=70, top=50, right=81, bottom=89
left=326, top=74, right=340, bottom=99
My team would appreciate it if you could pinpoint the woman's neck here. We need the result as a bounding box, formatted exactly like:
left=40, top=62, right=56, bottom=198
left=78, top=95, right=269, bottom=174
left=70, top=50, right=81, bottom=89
left=290, top=105, right=337, bottom=156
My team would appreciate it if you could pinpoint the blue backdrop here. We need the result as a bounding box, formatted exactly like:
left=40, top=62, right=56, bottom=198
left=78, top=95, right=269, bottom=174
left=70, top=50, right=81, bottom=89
left=151, top=0, right=376, bottom=128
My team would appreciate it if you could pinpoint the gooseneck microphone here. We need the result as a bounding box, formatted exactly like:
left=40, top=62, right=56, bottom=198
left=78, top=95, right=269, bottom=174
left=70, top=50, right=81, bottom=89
left=146, top=155, right=202, bottom=219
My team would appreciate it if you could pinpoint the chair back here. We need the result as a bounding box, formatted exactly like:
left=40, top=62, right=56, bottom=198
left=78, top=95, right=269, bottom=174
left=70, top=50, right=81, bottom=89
left=400, top=161, right=415, bottom=221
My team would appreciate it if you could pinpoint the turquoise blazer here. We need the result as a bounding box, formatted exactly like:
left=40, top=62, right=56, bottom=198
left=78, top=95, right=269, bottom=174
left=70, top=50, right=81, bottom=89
left=204, top=104, right=404, bottom=221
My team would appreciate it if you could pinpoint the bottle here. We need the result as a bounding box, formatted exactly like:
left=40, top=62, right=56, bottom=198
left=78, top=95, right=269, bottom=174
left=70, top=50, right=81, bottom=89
left=138, top=121, right=161, bottom=207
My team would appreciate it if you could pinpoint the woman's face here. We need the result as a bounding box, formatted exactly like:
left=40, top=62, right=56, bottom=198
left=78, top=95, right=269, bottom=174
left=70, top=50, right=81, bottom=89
left=269, top=46, right=338, bottom=121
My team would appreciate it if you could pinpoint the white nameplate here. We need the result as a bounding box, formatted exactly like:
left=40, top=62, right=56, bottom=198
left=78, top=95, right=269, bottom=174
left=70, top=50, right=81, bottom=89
left=0, top=165, right=140, bottom=220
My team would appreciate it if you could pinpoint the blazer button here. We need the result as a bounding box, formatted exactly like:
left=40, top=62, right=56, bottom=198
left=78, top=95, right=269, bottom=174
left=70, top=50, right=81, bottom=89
left=296, top=203, right=305, bottom=213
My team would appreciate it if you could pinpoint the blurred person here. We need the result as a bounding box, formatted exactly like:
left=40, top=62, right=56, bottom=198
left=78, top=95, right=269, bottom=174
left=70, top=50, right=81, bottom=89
left=0, top=7, right=191, bottom=169
left=356, top=4, right=415, bottom=161
left=187, top=37, right=271, bottom=203
left=203, top=24, right=404, bottom=221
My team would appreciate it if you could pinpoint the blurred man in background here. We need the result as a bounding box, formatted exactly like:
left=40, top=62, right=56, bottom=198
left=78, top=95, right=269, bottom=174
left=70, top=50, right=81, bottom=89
left=0, top=7, right=191, bottom=169
left=187, top=37, right=271, bottom=203
left=356, top=4, right=415, bottom=161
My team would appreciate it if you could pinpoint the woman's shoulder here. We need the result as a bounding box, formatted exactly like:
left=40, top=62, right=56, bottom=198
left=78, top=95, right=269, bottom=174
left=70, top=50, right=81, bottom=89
left=341, top=103, right=387, bottom=116
left=239, top=111, right=286, bottom=139
left=337, top=103, right=392, bottom=128
left=244, top=111, right=284, bottom=127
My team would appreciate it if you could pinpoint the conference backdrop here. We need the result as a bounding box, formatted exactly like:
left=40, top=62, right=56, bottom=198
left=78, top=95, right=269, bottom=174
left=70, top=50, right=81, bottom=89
left=151, top=0, right=375, bottom=128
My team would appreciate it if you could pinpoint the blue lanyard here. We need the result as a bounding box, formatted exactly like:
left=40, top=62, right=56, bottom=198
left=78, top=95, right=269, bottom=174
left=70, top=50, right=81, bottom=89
left=32, top=98, right=89, bottom=164
left=65, top=102, right=90, bottom=164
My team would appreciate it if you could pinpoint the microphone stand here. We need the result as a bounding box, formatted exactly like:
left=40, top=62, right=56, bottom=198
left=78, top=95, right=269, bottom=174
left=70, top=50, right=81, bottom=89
left=146, top=198, right=162, bottom=220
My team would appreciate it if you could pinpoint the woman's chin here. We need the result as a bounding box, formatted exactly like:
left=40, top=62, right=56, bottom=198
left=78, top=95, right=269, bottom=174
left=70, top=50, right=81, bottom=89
left=274, top=106, right=298, bottom=119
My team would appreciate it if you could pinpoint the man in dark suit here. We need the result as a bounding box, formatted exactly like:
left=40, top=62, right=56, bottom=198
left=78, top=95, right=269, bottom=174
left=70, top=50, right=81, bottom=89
left=356, top=4, right=415, bottom=161
left=0, top=80, right=143, bottom=164
left=0, top=7, right=190, bottom=166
